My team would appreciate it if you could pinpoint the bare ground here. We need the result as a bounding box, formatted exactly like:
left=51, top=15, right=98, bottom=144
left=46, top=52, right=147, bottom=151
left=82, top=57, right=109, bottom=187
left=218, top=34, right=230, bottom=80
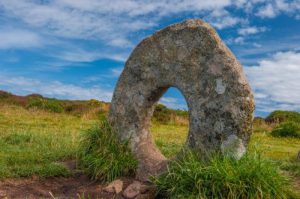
left=0, top=161, right=136, bottom=199
left=0, top=175, right=136, bottom=199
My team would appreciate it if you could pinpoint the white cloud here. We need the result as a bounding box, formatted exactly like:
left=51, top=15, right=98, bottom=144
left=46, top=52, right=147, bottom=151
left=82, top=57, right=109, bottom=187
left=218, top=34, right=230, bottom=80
left=0, top=74, right=113, bottom=101
left=0, top=0, right=299, bottom=49
left=53, top=49, right=128, bottom=62
left=0, top=0, right=154, bottom=49
left=0, top=0, right=246, bottom=48
left=160, top=97, right=178, bottom=104
left=32, top=61, right=89, bottom=72
left=110, top=38, right=133, bottom=48
left=238, top=26, right=267, bottom=36
left=226, top=26, right=267, bottom=46
left=256, top=4, right=277, bottom=18
left=1, top=0, right=299, bottom=66
left=256, top=0, right=300, bottom=18
left=226, top=36, right=245, bottom=44
left=160, top=97, right=187, bottom=110
left=205, top=9, right=243, bottom=29
left=253, top=43, right=262, bottom=48
left=245, top=51, right=300, bottom=113
left=111, top=68, right=124, bottom=76
left=234, top=36, right=245, bottom=44
left=81, top=67, right=124, bottom=84
left=0, top=28, right=41, bottom=49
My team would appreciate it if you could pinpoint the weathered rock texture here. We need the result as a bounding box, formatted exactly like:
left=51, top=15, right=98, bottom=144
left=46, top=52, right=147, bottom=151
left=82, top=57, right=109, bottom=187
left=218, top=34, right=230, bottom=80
left=109, top=19, right=255, bottom=181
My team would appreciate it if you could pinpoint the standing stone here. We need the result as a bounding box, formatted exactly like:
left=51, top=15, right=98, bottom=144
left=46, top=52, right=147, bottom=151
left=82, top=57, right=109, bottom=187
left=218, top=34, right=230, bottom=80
left=109, top=19, right=255, bottom=181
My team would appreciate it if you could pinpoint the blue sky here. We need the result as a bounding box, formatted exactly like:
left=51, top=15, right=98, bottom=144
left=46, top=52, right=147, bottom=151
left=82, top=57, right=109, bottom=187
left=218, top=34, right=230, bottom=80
left=0, top=0, right=300, bottom=117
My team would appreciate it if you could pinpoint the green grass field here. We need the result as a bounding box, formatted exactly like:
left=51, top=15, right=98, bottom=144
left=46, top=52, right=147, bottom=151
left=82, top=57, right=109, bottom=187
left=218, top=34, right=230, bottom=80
left=0, top=103, right=299, bottom=179
left=0, top=104, right=97, bottom=178
left=152, top=123, right=300, bottom=161
left=0, top=102, right=299, bottom=197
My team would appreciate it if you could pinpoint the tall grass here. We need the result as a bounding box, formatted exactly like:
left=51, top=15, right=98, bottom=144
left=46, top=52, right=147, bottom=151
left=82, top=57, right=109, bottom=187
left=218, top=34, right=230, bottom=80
left=153, top=150, right=296, bottom=199
left=78, top=119, right=137, bottom=182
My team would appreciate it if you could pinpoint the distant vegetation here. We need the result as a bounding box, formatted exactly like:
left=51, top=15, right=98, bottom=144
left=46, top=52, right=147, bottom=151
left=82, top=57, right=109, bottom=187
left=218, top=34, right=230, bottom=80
left=263, top=110, right=300, bottom=139
left=2, top=90, right=300, bottom=127
left=153, top=104, right=188, bottom=125
left=266, top=110, right=300, bottom=124
left=271, top=121, right=300, bottom=138
left=27, top=97, right=64, bottom=113
left=0, top=90, right=187, bottom=123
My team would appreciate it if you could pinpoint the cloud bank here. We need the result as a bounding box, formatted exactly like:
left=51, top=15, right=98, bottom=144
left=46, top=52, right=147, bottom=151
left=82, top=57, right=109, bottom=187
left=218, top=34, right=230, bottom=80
left=245, top=51, right=300, bottom=113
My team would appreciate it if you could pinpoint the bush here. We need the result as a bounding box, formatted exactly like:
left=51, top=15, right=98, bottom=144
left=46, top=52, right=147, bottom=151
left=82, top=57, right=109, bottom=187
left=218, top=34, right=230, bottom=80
left=271, top=121, right=300, bottom=138
left=152, top=151, right=295, bottom=199
left=78, top=119, right=137, bottom=182
left=153, top=104, right=172, bottom=124
left=153, top=104, right=189, bottom=125
left=0, top=90, right=11, bottom=99
left=88, top=99, right=102, bottom=106
left=266, top=111, right=300, bottom=124
left=27, top=98, right=63, bottom=113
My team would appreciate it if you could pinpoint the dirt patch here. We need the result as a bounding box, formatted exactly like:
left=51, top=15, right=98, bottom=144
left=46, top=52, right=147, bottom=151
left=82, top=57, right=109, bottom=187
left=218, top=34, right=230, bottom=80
left=0, top=175, right=136, bottom=199
left=0, top=160, right=136, bottom=199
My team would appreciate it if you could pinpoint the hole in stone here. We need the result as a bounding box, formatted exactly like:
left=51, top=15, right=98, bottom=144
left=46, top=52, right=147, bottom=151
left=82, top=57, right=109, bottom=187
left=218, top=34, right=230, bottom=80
left=150, top=87, right=189, bottom=158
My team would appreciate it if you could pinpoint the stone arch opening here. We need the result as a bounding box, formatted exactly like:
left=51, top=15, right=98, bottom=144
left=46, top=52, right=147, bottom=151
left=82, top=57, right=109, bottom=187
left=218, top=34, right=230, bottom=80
left=109, top=19, right=254, bottom=181
left=151, top=87, right=189, bottom=158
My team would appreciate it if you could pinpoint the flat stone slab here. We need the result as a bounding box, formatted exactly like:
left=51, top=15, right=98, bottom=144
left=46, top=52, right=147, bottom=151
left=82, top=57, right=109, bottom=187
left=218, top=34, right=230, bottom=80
left=109, top=19, right=255, bottom=181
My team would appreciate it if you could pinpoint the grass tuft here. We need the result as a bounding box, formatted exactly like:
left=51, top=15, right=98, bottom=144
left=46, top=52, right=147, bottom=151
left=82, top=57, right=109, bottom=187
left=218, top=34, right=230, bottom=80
left=153, top=150, right=296, bottom=199
left=78, top=119, right=137, bottom=182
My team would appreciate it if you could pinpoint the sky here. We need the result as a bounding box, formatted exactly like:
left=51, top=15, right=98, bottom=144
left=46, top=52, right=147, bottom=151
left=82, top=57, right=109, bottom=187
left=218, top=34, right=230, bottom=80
left=0, top=0, right=299, bottom=117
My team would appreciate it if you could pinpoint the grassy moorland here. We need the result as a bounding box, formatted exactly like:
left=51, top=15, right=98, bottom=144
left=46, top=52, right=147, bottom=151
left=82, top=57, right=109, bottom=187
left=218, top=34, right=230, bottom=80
left=0, top=104, right=97, bottom=178
left=0, top=91, right=299, bottom=197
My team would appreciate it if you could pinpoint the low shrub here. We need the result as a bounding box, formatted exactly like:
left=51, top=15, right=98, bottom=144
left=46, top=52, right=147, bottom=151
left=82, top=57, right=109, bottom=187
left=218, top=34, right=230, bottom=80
left=0, top=90, right=11, bottom=99
left=153, top=104, right=189, bottom=125
left=153, top=104, right=172, bottom=124
left=78, top=119, right=137, bottom=182
left=271, top=121, right=300, bottom=138
left=153, top=151, right=295, bottom=199
left=27, top=98, right=63, bottom=113
left=88, top=99, right=102, bottom=106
